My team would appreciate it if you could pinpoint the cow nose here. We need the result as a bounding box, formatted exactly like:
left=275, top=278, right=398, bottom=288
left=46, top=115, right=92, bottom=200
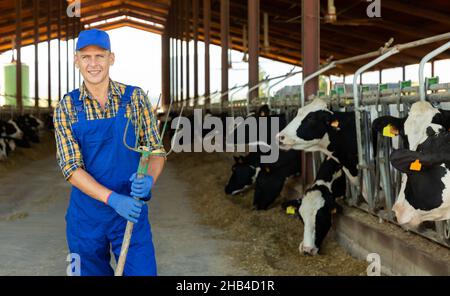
left=300, top=244, right=318, bottom=256
left=277, top=134, right=285, bottom=142
left=302, top=246, right=314, bottom=255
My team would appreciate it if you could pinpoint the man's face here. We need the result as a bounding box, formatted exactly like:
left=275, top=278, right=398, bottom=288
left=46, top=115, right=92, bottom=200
left=74, top=45, right=114, bottom=85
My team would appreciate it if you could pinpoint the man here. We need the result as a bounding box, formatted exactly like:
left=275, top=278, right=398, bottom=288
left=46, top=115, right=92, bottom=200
left=54, top=29, right=165, bottom=276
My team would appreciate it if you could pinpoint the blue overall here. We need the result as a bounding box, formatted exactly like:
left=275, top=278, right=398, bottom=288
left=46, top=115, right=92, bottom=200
left=65, top=85, right=157, bottom=276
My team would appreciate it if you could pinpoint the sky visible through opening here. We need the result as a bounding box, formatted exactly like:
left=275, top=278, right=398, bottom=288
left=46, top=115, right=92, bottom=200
left=1, top=26, right=449, bottom=107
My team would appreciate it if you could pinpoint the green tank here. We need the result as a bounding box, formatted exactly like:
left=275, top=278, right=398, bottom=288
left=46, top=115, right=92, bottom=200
left=3, top=62, right=30, bottom=106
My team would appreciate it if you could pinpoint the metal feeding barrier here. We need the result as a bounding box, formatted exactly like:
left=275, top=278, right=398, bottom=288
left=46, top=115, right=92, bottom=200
left=277, top=35, right=450, bottom=247
left=193, top=32, right=450, bottom=248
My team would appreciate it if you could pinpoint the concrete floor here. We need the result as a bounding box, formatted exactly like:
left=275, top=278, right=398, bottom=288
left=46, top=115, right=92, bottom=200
left=0, top=156, right=247, bottom=276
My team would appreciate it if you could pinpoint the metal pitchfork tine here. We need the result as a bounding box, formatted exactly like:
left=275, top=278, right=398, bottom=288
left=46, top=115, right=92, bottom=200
left=115, top=92, right=170, bottom=276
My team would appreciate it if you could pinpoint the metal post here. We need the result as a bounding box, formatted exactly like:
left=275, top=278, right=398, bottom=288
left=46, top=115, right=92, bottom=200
left=301, top=0, right=320, bottom=188
left=58, top=0, right=62, bottom=101
left=180, top=0, right=184, bottom=104
left=169, top=10, right=175, bottom=107
left=431, top=60, right=435, bottom=77
left=78, top=18, right=81, bottom=87
left=221, top=0, right=229, bottom=108
left=47, top=0, right=52, bottom=107
left=170, top=36, right=173, bottom=105
left=16, top=0, right=23, bottom=113
left=72, top=14, right=76, bottom=90
left=34, top=0, right=39, bottom=109
left=248, top=0, right=259, bottom=105
left=204, top=0, right=211, bottom=108
left=193, top=0, right=199, bottom=107
left=185, top=0, right=190, bottom=104
left=302, top=0, right=320, bottom=101
left=66, top=2, right=69, bottom=93
left=174, top=1, right=178, bottom=105
left=162, top=30, right=170, bottom=107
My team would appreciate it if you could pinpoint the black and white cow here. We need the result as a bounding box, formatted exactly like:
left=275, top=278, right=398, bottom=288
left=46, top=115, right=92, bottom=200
left=225, top=152, right=261, bottom=195
left=253, top=149, right=301, bottom=210
left=0, top=119, right=27, bottom=150
left=225, top=149, right=301, bottom=210
left=372, top=101, right=450, bottom=226
left=0, top=119, right=23, bottom=140
left=277, top=98, right=359, bottom=187
left=15, top=115, right=40, bottom=143
left=282, top=157, right=345, bottom=255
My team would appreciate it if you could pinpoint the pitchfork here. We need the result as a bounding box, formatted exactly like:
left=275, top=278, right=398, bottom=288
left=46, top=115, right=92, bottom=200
left=115, top=92, right=176, bottom=276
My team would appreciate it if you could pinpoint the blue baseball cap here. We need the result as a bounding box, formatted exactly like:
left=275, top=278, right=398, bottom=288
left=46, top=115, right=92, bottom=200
left=76, top=29, right=111, bottom=51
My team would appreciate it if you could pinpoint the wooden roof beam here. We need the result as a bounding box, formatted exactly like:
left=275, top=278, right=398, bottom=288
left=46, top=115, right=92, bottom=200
left=81, top=9, right=165, bottom=26
left=382, top=1, right=450, bottom=26
left=90, top=19, right=164, bottom=35
left=80, top=3, right=167, bottom=23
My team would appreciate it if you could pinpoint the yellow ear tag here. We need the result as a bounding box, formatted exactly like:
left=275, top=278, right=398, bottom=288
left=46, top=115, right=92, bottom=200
left=331, top=208, right=337, bottom=214
left=265, top=167, right=271, bottom=173
left=286, top=206, right=296, bottom=215
left=383, top=124, right=398, bottom=138
left=410, top=159, right=422, bottom=171
left=331, top=120, right=340, bottom=129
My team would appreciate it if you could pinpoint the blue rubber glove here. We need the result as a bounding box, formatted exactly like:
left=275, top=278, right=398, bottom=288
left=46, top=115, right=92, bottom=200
left=107, top=192, right=144, bottom=223
left=129, top=173, right=154, bottom=201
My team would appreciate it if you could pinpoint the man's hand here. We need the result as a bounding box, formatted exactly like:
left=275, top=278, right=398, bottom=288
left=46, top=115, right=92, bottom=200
left=129, top=173, right=154, bottom=202
left=107, top=192, right=144, bottom=223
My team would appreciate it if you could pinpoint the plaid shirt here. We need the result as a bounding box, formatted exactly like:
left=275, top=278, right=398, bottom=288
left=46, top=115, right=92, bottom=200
left=54, top=79, right=164, bottom=180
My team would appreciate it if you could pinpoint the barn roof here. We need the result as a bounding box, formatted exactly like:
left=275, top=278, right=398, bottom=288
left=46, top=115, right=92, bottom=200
left=2, top=0, right=450, bottom=74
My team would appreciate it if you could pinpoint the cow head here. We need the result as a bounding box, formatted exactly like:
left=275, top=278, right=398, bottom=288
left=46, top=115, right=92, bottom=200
left=375, top=102, right=450, bottom=227
left=6, top=120, right=24, bottom=140
left=372, top=102, right=450, bottom=151
left=225, top=155, right=259, bottom=195
left=277, top=98, right=332, bottom=152
left=29, top=114, right=45, bottom=129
